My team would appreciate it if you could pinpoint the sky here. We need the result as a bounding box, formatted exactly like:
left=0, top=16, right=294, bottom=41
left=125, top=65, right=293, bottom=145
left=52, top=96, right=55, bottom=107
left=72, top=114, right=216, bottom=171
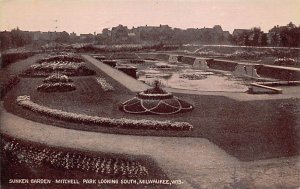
left=0, top=0, right=300, bottom=34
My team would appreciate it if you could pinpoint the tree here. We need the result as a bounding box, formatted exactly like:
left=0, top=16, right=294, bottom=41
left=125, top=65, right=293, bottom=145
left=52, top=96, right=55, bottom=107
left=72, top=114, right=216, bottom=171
left=260, top=33, right=268, bottom=46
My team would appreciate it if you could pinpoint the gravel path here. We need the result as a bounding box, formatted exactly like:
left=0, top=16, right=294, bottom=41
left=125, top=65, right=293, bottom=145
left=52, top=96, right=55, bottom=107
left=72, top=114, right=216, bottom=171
left=1, top=104, right=299, bottom=189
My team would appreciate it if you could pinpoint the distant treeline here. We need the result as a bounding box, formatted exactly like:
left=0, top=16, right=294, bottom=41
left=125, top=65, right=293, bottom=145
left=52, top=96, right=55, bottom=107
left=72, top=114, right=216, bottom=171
left=0, top=22, right=300, bottom=50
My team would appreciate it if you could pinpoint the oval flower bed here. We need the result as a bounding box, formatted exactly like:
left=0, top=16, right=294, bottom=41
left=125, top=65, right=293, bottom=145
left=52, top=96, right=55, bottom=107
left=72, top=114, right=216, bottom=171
left=21, top=62, right=96, bottom=77
left=37, top=83, right=76, bottom=92
left=37, top=55, right=84, bottom=63
left=43, top=73, right=73, bottom=83
left=16, top=96, right=193, bottom=131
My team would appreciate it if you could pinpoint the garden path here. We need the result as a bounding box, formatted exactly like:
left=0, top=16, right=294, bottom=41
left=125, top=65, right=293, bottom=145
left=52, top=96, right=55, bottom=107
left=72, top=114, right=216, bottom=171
left=1, top=104, right=299, bottom=189
left=82, top=55, right=149, bottom=92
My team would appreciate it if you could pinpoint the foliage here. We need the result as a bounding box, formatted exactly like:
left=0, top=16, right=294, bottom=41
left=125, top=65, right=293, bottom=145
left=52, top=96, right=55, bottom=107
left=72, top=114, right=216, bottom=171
left=0, top=75, right=20, bottom=99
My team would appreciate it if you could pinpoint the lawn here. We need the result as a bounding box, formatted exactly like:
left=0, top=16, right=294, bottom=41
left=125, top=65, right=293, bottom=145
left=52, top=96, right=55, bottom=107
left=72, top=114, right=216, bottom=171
left=2, top=53, right=300, bottom=161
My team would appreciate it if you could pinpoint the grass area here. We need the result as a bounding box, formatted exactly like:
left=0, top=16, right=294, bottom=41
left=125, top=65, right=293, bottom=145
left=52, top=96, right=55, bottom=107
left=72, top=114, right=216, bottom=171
left=0, top=55, right=45, bottom=99
left=2, top=53, right=300, bottom=161
left=1, top=134, right=171, bottom=189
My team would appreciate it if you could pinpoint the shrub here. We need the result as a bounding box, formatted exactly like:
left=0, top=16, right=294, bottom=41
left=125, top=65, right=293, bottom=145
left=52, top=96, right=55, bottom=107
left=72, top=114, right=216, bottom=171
left=0, top=75, right=20, bottom=99
left=1, top=52, right=35, bottom=67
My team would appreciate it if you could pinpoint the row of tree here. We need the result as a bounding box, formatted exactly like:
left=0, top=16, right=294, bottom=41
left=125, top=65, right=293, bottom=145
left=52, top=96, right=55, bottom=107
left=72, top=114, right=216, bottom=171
left=1, top=23, right=300, bottom=51
left=233, top=22, right=300, bottom=47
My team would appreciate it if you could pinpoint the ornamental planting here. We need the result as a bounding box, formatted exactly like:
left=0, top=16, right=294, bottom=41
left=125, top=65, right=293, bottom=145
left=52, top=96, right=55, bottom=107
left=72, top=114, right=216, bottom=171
left=2, top=137, right=149, bottom=178
left=16, top=95, right=193, bottom=131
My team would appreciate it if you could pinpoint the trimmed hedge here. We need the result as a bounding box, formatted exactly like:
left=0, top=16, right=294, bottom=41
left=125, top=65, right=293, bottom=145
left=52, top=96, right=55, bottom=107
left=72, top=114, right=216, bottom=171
left=0, top=75, right=20, bottom=99
left=1, top=52, right=35, bottom=67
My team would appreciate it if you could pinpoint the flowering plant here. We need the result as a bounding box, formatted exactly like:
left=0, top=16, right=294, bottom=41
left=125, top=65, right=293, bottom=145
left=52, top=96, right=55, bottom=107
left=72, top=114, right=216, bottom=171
left=17, top=95, right=193, bottom=130
left=96, top=77, right=114, bottom=91
left=2, top=137, right=149, bottom=178
left=37, top=83, right=76, bottom=92
left=43, top=73, right=72, bottom=83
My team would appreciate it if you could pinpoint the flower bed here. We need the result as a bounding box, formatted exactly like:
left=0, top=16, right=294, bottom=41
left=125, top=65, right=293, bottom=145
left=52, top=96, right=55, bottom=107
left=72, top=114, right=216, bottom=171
left=274, top=57, right=299, bottom=66
left=37, top=55, right=84, bottom=63
left=31, top=61, right=83, bottom=70
left=43, top=73, right=72, bottom=83
left=138, top=82, right=173, bottom=100
left=179, top=73, right=207, bottom=80
left=96, top=77, right=114, bottom=91
left=16, top=96, right=193, bottom=131
left=2, top=136, right=149, bottom=178
left=37, top=83, right=76, bottom=92
left=137, top=91, right=173, bottom=100
left=21, top=63, right=96, bottom=77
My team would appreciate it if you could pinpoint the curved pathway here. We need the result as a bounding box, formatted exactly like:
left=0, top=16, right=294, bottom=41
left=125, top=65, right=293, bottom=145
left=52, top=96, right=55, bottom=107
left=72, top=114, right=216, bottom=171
left=1, top=104, right=299, bottom=189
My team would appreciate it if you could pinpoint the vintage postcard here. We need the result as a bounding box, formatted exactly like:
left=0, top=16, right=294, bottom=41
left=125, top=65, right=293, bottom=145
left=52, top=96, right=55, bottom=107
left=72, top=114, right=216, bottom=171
left=0, top=0, right=299, bottom=188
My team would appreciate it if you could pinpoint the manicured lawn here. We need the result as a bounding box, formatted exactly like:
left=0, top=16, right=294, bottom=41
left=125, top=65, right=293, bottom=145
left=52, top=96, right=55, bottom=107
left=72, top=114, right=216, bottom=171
left=2, top=53, right=300, bottom=161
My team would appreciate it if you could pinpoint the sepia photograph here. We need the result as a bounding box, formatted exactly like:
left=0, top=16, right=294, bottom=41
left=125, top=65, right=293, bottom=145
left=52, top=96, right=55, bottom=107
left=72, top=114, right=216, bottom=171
left=0, top=0, right=300, bottom=188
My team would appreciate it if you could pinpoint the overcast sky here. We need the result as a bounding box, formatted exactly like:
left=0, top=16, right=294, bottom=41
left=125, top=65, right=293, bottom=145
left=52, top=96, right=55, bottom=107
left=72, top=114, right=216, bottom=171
left=1, top=0, right=299, bottom=34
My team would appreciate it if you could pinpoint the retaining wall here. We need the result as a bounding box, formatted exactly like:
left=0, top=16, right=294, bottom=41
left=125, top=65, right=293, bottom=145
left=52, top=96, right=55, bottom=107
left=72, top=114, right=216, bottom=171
left=248, top=83, right=283, bottom=94
left=256, top=66, right=300, bottom=81
left=138, top=53, right=300, bottom=81
left=204, top=59, right=300, bottom=81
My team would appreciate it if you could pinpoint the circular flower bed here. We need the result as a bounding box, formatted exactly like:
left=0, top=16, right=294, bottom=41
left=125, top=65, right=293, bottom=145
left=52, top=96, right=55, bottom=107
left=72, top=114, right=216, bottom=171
left=120, top=81, right=193, bottom=115
left=37, top=83, right=76, bottom=92
left=43, top=73, right=72, bottom=83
